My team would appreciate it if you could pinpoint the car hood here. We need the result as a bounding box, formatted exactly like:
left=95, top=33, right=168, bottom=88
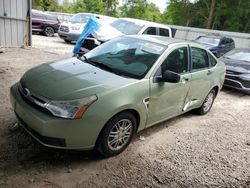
left=220, top=57, right=250, bottom=74
left=91, top=23, right=124, bottom=41
left=201, top=43, right=216, bottom=50
left=21, top=57, right=136, bottom=100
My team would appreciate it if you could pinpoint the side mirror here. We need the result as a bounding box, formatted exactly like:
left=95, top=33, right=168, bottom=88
left=156, top=70, right=180, bottom=83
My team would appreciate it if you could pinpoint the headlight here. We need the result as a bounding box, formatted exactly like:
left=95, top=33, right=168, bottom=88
left=239, top=74, right=250, bottom=81
left=71, top=26, right=81, bottom=30
left=45, top=95, right=97, bottom=119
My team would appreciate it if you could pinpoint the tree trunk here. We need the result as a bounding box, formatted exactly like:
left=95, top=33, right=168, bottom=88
left=207, top=0, right=216, bottom=29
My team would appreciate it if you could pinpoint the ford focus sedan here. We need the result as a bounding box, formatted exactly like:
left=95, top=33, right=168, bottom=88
left=10, top=35, right=225, bottom=157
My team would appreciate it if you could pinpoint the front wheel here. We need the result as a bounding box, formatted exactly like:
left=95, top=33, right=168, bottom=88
left=196, top=89, right=216, bottom=115
left=44, top=26, right=55, bottom=37
left=95, top=112, right=137, bottom=157
left=64, top=39, right=71, bottom=43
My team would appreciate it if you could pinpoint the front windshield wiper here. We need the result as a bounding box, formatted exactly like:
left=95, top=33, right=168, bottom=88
left=79, top=56, right=122, bottom=76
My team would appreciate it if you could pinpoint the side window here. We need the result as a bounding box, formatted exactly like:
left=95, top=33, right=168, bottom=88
left=143, top=27, right=157, bottom=35
left=33, top=13, right=45, bottom=20
left=208, top=53, right=217, bottom=67
left=191, top=47, right=209, bottom=71
left=160, top=47, right=188, bottom=74
left=159, top=28, right=169, bottom=37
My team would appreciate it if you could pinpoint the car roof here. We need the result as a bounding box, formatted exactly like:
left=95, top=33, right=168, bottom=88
left=127, top=35, right=188, bottom=46
left=32, top=9, right=58, bottom=18
left=120, top=18, right=171, bottom=29
left=127, top=35, right=209, bottom=51
left=199, top=34, right=233, bottom=40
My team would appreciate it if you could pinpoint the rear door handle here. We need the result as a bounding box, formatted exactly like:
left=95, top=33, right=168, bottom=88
left=207, top=70, right=213, bottom=75
left=181, top=77, right=189, bottom=84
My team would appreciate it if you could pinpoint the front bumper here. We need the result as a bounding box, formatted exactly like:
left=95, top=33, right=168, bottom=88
left=58, top=31, right=80, bottom=41
left=10, top=83, right=103, bottom=150
left=223, top=77, right=250, bottom=94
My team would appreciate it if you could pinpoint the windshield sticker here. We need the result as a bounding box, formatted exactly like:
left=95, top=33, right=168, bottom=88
left=143, top=43, right=164, bottom=54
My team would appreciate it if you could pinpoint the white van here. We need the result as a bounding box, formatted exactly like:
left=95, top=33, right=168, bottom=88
left=58, top=13, right=117, bottom=43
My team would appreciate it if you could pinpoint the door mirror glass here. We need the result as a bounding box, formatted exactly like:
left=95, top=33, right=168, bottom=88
left=156, top=70, right=180, bottom=83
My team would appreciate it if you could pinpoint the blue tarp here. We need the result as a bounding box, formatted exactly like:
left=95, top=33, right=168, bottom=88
left=73, top=16, right=101, bottom=55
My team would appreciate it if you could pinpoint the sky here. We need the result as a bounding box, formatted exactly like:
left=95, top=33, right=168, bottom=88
left=147, top=0, right=168, bottom=13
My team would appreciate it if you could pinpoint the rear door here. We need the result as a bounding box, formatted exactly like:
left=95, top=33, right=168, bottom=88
left=146, top=45, right=191, bottom=126
left=184, top=46, right=214, bottom=111
left=32, top=12, right=45, bottom=31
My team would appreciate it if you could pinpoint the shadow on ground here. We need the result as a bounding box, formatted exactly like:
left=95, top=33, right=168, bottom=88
left=0, top=110, right=190, bottom=175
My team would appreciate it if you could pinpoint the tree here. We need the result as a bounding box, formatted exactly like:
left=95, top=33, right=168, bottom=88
left=120, top=0, right=161, bottom=22
left=70, top=0, right=105, bottom=14
left=162, top=0, right=196, bottom=26
left=103, top=0, right=119, bottom=16
left=207, top=0, right=216, bottom=28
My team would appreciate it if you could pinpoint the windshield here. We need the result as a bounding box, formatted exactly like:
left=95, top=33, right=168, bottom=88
left=70, top=14, right=90, bottom=23
left=224, top=49, right=250, bottom=62
left=111, top=20, right=144, bottom=35
left=84, top=37, right=166, bottom=79
left=196, top=36, right=220, bottom=46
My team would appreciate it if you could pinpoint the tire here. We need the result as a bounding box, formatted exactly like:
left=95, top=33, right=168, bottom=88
left=95, top=112, right=137, bottom=157
left=43, top=26, right=55, bottom=37
left=196, top=89, right=216, bottom=115
left=64, top=39, right=71, bottom=43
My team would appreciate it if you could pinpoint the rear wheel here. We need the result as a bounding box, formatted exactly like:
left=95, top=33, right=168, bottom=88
left=196, top=89, right=216, bottom=115
left=44, top=26, right=55, bottom=37
left=96, top=112, right=136, bottom=157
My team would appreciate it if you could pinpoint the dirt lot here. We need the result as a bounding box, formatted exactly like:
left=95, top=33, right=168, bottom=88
left=0, top=35, right=250, bottom=188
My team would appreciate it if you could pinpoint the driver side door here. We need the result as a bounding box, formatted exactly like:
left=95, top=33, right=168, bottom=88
left=146, top=46, right=191, bottom=127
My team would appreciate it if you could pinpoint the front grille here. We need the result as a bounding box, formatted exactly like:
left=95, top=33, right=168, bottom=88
left=225, top=75, right=250, bottom=88
left=18, top=82, right=52, bottom=116
left=16, top=113, right=66, bottom=147
left=224, top=79, right=242, bottom=89
left=59, top=25, right=69, bottom=32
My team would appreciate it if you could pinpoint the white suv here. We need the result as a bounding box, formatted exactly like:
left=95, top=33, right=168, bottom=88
left=58, top=13, right=117, bottom=43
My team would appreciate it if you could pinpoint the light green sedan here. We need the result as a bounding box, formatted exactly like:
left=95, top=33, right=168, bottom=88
left=10, top=35, right=225, bottom=157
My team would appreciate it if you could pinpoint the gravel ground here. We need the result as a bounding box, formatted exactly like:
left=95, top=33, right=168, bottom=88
left=0, top=35, right=249, bottom=188
left=32, top=33, right=74, bottom=55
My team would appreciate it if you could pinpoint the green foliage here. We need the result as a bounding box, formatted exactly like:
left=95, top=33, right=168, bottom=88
left=120, top=0, right=161, bottom=22
left=103, top=0, right=119, bottom=16
left=32, top=0, right=61, bottom=11
left=162, top=0, right=195, bottom=26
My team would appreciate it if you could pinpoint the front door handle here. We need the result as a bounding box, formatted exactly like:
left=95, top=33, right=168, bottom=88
left=207, top=70, right=213, bottom=75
